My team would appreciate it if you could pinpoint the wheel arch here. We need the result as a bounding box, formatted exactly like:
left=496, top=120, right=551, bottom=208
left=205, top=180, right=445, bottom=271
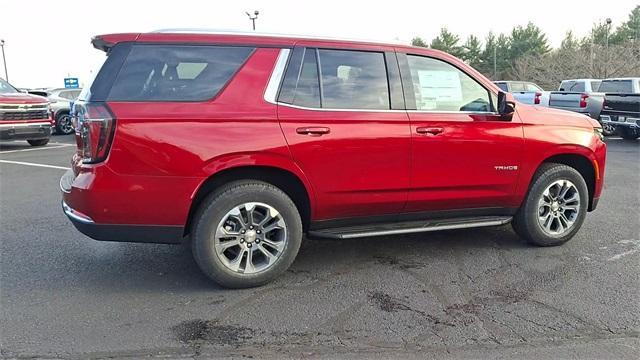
left=531, top=151, right=598, bottom=211
left=185, top=163, right=315, bottom=236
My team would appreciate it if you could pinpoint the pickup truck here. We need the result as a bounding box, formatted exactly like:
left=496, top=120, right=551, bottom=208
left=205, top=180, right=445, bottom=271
left=545, top=78, right=604, bottom=124
left=598, top=78, right=640, bottom=140
left=493, top=81, right=549, bottom=105
left=0, top=78, right=53, bottom=146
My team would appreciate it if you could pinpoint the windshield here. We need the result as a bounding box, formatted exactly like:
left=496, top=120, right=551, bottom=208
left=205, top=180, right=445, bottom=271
left=598, top=80, right=633, bottom=93
left=0, top=78, right=19, bottom=94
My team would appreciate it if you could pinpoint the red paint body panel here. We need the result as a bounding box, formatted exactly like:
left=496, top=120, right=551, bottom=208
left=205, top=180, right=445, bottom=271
left=406, top=111, right=525, bottom=211
left=279, top=107, right=411, bottom=219
left=62, top=32, right=607, bottom=234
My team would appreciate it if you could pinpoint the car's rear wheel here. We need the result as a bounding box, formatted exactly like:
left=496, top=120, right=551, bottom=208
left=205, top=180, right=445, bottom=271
left=191, top=180, right=303, bottom=288
left=513, top=163, right=588, bottom=246
left=56, top=113, right=74, bottom=135
left=27, top=139, right=49, bottom=147
left=619, top=127, right=639, bottom=140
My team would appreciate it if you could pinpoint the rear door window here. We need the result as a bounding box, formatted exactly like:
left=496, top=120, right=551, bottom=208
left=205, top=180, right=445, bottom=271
left=317, top=49, right=390, bottom=110
left=108, top=45, right=254, bottom=101
left=278, top=48, right=391, bottom=110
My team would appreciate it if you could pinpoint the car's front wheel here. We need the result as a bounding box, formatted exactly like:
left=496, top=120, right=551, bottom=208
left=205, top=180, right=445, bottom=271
left=513, top=163, right=588, bottom=246
left=191, top=180, right=303, bottom=288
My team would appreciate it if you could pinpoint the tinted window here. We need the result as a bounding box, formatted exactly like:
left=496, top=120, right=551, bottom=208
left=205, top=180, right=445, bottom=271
left=590, top=81, right=601, bottom=92
left=108, top=45, right=254, bottom=101
left=495, top=82, right=509, bottom=91
left=567, top=81, right=584, bottom=92
left=598, top=80, right=633, bottom=93
left=318, top=49, right=390, bottom=110
left=292, top=49, right=321, bottom=108
left=407, top=55, right=492, bottom=112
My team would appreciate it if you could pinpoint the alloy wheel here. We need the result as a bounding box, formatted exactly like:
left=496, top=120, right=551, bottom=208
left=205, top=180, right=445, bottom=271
left=537, top=179, right=581, bottom=236
left=214, top=202, right=287, bottom=274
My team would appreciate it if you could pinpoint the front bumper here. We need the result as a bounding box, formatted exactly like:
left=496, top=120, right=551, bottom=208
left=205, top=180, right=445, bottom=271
left=600, top=115, right=640, bottom=129
left=0, top=121, right=51, bottom=140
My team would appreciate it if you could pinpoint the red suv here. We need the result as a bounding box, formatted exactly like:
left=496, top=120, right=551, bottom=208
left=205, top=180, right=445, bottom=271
left=61, top=31, right=606, bottom=288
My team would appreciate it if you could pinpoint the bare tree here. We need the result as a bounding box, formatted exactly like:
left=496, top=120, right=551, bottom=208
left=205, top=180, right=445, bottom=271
left=511, top=42, right=640, bottom=90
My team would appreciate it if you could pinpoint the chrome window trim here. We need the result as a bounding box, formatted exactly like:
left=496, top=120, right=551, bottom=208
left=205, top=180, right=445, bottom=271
left=263, top=48, right=500, bottom=116
left=264, top=48, right=290, bottom=104
left=276, top=102, right=406, bottom=113
left=276, top=101, right=497, bottom=115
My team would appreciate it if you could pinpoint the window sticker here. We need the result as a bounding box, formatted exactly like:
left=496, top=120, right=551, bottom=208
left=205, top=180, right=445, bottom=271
left=416, top=70, right=462, bottom=109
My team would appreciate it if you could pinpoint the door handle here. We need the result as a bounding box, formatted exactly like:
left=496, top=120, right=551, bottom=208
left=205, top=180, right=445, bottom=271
left=296, top=127, right=331, bottom=136
left=416, top=127, right=444, bottom=135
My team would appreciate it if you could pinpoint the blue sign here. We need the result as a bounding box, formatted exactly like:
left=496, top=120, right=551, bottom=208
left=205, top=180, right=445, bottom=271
left=64, top=78, right=79, bottom=89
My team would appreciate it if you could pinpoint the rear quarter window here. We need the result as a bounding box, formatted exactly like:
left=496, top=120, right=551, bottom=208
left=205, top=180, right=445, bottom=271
left=108, top=45, right=254, bottom=102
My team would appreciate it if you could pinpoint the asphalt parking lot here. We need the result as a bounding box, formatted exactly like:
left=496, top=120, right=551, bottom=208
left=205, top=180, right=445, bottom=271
left=1, top=135, right=638, bottom=359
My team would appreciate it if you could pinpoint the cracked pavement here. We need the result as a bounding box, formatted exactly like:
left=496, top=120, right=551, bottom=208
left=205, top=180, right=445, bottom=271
left=1, top=136, right=638, bottom=359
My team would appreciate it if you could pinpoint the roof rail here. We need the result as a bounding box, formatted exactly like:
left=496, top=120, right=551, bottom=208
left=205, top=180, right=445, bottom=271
left=151, top=28, right=405, bottom=45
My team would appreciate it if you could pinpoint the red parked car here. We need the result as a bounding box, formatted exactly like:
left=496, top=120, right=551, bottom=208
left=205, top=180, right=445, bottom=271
left=61, top=31, right=607, bottom=288
left=1, top=78, right=52, bottom=146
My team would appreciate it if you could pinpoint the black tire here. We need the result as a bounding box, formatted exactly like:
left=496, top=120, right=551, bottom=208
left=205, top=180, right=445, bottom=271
left=512, top=163, right=588, bottom=247
left=191, top=180, right=303, bottom=288
left=55, top=112, right=74, bottom=135
left=27, top=139, right=49, bottom=146
left=601, top=122, right=616, bottom=137
left=619, top=127, right=640, bottom=140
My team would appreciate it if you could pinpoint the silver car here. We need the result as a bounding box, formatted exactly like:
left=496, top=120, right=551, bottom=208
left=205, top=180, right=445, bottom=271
left=28, top=88, right=82, bottom=135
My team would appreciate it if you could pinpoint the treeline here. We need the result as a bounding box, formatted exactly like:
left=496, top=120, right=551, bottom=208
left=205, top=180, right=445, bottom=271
left=411, top=5, right=640, bottom=89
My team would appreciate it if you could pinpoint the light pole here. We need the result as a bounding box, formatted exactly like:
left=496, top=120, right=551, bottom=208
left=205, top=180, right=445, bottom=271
left=493, top=46, right=497, bottom=79
left=605, top=18, right=612, bottom=49
left=246, top=10, right=259, bottom=31
left=0, top=39, right=8, bottom=82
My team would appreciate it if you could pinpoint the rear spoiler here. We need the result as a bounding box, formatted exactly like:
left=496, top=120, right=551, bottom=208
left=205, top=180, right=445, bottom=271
left=91, top=33, right=140, bottom=53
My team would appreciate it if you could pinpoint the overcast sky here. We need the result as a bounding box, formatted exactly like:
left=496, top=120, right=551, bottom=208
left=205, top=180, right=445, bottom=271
left=0, top=0, right=635, bottom=88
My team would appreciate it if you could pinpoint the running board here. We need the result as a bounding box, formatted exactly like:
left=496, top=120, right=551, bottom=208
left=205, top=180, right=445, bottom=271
left=308, top=216, right=512, bottom=239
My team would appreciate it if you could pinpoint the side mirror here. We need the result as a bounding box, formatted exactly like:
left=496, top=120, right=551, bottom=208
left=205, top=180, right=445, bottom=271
left=497, top=91, right=515, bottom=119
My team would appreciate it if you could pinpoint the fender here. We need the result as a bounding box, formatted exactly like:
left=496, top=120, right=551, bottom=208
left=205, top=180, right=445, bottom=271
left=514, top=143, right=598, bottom=205
left=194, top=151, right=318, bottom=217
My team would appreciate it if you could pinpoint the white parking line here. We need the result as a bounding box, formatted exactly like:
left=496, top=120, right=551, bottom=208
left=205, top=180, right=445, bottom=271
left=0, top=160, right=70, bottom=170
left=0, top=144, right=74, bottom=154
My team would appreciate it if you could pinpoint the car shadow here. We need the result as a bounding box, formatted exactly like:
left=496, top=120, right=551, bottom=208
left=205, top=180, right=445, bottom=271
left=59, top=224, right=529, bottom=293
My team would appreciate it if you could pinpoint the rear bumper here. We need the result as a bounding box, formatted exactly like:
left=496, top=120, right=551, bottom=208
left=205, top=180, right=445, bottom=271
left=0, top=121, right=51, bottom=140
left=60, top=169, right=184, bottom=244
left=62, top=200, right=184, bottom=244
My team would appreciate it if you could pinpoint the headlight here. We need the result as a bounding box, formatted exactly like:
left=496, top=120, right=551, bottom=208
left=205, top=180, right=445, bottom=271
left=594, top=127, right=604, bottom=141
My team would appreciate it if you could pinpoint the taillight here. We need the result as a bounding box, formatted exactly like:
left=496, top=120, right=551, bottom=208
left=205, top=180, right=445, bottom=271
left=534, top=92, right=542, bottom=105
left=579, top=93, right=589, bottom=108
left=73, top=102, right=115, bottom=164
